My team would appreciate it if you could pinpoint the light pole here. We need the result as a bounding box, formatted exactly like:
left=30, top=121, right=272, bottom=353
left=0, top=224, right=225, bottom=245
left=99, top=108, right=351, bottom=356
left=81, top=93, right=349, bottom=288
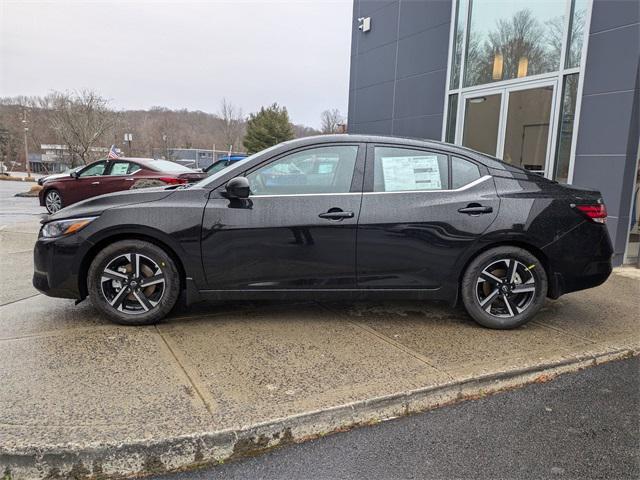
left=124, top=133, right=133, bottom=156
left=22, top=111, right=32, bottom=178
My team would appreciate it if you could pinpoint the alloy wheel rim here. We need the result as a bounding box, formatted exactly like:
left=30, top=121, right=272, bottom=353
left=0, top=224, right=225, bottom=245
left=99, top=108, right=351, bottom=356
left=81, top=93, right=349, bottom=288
left=100, top=253, right=166, bottom=315
left=475, top=258, right=536, bottom=318
left=46, top=192, right=61, bottom=212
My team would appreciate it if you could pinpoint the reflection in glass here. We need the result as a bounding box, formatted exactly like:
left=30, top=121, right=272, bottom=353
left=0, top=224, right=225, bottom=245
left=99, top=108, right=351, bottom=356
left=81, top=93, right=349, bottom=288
left=450, top=0, right=468, bottom=89
left=462, top=94, right=501, bottom=155
left=503, top=86, right=553, bottom=173
left=553, top=74, right=579, bottom=183
left=566, top=0, right=588, bottom=68
left=445, top=94, right=458, bottom=143
left=464, top=0, right=564, bottom=87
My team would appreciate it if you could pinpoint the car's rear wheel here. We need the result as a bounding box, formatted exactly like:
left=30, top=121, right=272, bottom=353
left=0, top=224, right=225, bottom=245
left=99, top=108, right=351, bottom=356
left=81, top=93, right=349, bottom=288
left=461, top=246, right=548, bottom=329
left=87, top=240, right=180, bottom=325
left=45, top=189, right=63, bottom=213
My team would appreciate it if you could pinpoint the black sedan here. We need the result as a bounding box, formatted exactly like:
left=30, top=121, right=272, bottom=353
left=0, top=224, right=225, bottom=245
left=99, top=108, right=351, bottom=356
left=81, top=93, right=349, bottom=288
left=32, top=135, right=613, bottom=329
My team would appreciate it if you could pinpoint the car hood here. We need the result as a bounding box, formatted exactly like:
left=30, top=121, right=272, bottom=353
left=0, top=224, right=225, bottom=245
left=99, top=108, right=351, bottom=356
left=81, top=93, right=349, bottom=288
left=44, top=187, right=175, bottom=222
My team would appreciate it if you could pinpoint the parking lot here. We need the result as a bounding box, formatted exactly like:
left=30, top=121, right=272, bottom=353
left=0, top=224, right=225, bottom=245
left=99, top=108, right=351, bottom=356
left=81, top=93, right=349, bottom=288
left=0, top=179, right=638, bottom=479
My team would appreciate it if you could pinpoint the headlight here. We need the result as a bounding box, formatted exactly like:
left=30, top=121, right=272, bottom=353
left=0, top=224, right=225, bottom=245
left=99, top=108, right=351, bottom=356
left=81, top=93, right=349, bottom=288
left=41, top=217, right=97, bottom=238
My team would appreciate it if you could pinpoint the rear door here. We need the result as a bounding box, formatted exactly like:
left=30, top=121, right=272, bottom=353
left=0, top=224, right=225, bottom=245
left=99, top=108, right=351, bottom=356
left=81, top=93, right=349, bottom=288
left=357, top=145, right=500, bottom=289
left=102, top=160, right=140, bottom=193
left=201, top=143, right=365, bottom=291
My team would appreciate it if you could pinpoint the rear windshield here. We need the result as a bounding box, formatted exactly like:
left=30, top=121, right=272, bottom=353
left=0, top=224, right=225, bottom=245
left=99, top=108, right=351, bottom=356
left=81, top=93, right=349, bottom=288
left=147, top=160, right=193, bottom=173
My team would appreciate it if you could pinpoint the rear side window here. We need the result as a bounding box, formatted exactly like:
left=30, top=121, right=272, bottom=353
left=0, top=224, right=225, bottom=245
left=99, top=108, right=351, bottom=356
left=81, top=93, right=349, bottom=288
left=373, top=147, right=448, bottom=192
left=108, top=162, right=130, bottom=175
left=451, top=156, right=481, bottom=189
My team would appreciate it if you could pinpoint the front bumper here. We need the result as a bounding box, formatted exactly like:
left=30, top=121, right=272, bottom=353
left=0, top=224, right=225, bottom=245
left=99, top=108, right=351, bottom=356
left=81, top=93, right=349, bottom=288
left=33, top=230, right=93, bottom=299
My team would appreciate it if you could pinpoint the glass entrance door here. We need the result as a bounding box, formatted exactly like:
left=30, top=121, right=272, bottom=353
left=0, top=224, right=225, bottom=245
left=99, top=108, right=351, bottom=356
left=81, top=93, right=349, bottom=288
left=459, top=81, right=557, bottom=176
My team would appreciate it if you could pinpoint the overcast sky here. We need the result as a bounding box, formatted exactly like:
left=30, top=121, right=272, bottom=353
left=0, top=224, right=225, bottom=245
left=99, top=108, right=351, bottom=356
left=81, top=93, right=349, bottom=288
left=0, top=0, right=353, bottom=128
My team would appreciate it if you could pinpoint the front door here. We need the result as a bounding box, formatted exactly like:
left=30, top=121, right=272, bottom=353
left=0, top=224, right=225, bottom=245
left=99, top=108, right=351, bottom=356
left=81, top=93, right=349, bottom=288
left=201, top=144, right=364, bottom=291
left=357, top=145, right=499, bottom=289
left=64, top=160, right=110, bottom=204
left=459, top=81, right=557, bottom=177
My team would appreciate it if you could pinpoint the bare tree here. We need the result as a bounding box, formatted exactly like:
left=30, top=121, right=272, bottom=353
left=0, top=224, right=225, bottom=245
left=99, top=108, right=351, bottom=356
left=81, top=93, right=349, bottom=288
left=320, top=109, right=344, bottom=134
left=218, top=98, right=244, bottom=149
left=49, top=90, right=118, bottom=166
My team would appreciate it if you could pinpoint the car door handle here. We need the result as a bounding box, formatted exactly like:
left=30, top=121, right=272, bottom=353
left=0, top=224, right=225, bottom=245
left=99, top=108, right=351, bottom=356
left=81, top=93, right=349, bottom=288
left=125, top=178, right=135, bottom=181
left=91, top=181, right=100, bottom=185
left=318, top=210, right=354, bottom=220
left=458, top=205, right=493, bottom=215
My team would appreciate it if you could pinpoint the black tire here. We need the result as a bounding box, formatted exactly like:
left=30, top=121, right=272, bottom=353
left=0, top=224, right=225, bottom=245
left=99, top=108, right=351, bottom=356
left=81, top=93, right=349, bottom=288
left=461, top=246, right=548, bottom=329
left=87, top=240, right=180, bottom=325
left=44, top=189, right=63, bottom=213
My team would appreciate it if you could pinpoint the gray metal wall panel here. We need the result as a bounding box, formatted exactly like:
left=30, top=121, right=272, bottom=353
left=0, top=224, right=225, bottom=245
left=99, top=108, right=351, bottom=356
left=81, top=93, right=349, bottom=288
left=573, top=0, right=640, bottom=265
left=351, top=81, right=395, bottom=124
left=355, top=42, right=397, bottom=88
left=393, top=114, right=444, bottom=138
left=589, top=0, right=640, bottom=33
left=399, top=0, right=451, bottom=38
left=348, top=0, right=453, bottom=138
left=581, top=24, right=640, bottom=95
left=396, top=23, right=450, bottom=78
left=356, top=2, right=400, bottom=54
left=393, top=69, right=448, bottom=118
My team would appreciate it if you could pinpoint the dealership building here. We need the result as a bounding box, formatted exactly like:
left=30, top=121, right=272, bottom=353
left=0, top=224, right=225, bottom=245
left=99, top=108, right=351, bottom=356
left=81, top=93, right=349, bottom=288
left=347, top=0, right=639, bottom=265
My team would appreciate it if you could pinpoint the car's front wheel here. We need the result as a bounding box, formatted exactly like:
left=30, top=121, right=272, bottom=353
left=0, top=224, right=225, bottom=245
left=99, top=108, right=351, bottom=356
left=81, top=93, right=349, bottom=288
left=461, top=246, right=548, bottom=329
left=87, top=240, right=180, bottom=325
left=44, top=189, right=63, bottom=213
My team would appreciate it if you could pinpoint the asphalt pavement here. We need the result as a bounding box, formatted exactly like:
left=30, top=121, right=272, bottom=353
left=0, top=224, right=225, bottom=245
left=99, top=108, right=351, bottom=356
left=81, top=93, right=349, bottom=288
left=0, top=178, right=46, bottom=225
left=154, top=357, right=640, bottom=480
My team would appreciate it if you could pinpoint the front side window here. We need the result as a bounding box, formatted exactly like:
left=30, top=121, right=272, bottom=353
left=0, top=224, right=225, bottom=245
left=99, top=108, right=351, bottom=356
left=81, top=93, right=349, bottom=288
left=452, top=156, right=481, bottom=188
left=373, top=147, right=448, bottom=192
left=79, top=161, right=107, bottom=177
left=247, top=145, right=358, bottom=195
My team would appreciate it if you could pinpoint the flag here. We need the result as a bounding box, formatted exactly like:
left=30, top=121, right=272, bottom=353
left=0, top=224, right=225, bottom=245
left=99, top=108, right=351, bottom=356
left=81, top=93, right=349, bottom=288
left=107, top=145, right=121, bottom=159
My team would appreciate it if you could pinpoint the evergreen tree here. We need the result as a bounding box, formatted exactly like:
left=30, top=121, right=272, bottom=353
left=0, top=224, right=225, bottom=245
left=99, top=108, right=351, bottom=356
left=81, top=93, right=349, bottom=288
left=243, top=103, right=294, bottom=154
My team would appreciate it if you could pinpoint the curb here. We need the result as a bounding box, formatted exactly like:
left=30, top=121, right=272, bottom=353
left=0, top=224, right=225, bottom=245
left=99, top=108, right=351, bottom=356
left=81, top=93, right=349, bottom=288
left=1, top=347, right=637, bottom=479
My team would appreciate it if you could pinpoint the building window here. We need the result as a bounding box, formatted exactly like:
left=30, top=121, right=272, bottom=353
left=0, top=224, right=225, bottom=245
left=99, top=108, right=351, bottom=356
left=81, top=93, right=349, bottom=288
left=444, top=0, right=591, bottom=184
left=566, top=0, right=588, bottom=68
left=463, top=0, right=565, bottom=87
left=449, top=0, right=468, bottom=89
left=445, top=94, right=458, bottom=143
left=553, top=74, right=579, bottom=183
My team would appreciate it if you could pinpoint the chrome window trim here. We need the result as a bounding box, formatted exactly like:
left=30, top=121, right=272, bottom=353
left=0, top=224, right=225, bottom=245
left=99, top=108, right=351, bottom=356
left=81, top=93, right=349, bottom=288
left=248, top=175, right=491, bottom=198
left=364, top=175, right=490, bottom=195
left=250, top=192, right=362, bottom=199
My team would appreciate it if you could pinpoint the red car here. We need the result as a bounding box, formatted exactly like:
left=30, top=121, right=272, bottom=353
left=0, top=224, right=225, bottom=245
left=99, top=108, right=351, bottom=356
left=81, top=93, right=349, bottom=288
left=39, top=158, right=205, bottom=213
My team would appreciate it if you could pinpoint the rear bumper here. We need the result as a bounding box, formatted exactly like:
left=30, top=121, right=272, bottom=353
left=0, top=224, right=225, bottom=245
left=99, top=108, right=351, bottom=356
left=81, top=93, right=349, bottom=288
left=543, top=221, right=613, bottom=298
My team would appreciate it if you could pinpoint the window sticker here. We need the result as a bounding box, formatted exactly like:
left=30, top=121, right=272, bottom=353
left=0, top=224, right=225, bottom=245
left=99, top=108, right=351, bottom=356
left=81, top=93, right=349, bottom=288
left=381, top=155, right=442, bottom=191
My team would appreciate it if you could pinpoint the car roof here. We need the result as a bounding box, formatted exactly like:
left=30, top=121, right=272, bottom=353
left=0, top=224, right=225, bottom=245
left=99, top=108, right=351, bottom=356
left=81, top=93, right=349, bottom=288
left=279, top=134, right=531, bottom=174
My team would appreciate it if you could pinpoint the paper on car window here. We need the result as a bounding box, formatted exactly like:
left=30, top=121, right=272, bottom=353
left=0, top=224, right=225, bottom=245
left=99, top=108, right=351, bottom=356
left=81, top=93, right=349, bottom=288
left=381, top=155, right=441, bottom=191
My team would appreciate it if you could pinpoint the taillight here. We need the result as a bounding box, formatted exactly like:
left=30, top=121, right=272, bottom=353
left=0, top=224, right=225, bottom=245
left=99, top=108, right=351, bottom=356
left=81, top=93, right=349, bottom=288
left=158, top=177, right=188, bottom=185
left=574, top=203, right=607, bottom=224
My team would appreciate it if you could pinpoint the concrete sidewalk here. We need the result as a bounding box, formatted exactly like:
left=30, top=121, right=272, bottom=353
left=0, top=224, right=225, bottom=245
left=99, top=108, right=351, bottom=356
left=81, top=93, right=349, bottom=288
left=0, top=220, right=638, bottom=479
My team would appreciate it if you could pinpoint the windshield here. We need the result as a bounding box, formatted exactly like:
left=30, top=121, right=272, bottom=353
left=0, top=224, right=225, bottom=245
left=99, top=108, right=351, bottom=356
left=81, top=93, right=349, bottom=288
left=148, top=160, right=194, bottom=173
left=194, top=144, right=281, bottom=188
left=206, top=160, right=229, bottom=175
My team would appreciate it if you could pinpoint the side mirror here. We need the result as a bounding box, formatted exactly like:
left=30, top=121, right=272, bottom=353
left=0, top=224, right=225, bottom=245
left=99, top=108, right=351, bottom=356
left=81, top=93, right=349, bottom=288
left=225, top=176, right=250, bottom=199
left=71, top=171, right=79, bottom=178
